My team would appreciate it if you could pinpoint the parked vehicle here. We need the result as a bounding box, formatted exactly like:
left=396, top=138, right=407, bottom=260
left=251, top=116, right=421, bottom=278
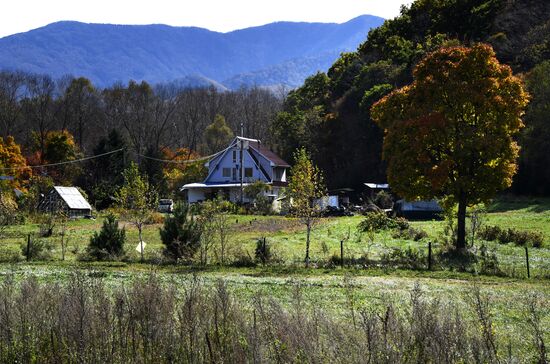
left=158, top=199, right=174, bottom=213
left=322, top=205, right=353, bottom=217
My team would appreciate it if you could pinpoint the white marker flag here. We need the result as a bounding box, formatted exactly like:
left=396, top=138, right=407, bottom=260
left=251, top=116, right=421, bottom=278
left=136, top=241, right=146, bottom=253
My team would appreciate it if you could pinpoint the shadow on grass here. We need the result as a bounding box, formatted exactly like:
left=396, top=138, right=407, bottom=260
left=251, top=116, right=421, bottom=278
left=486, top=196, right=550, bottom=213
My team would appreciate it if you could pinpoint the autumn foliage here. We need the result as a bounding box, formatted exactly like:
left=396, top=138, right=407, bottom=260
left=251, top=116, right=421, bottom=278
left=0, top=136, right=31, bottom=189
left=27, top=130, right=82, bottom=184
left=288, top=148, right=326, bottom=266
left=162, top=147, right=207, bottom=192
left=371, top=44, right=529, bottom=249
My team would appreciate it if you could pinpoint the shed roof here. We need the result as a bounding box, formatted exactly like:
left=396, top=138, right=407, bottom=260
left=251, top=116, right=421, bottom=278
left=54, top=186, right=92, bottom=210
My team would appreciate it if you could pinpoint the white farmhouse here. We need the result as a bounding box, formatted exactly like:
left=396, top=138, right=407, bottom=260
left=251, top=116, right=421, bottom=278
left=181, top=137, right=290, bottom=204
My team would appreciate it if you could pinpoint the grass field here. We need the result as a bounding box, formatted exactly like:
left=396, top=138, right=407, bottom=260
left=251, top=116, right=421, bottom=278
left=0, top=197, right=548, bottom=360
left=1, top=197, right=549, bottom=275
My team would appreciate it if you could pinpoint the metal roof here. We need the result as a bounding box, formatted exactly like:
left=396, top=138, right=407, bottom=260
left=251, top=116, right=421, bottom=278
left=181, top=182, right=253, bottom=190
left=364, top=183, right=389, bottom=189
left=53, top=186, right=92, bottom=210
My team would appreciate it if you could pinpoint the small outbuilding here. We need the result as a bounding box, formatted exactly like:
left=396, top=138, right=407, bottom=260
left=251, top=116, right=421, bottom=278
left=38, top=186, right=92, bottom=218
left=394, top=199, right=443, bottom=220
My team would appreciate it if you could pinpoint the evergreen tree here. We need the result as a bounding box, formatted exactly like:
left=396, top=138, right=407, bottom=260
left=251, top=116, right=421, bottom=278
left=86, top=129, right=128, bottom=209
left=160, top=203, right=202, bottom=262
left=87, top=214, right=126, bottom=260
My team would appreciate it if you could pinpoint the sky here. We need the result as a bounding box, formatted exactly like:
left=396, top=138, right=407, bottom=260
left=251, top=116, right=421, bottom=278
left=0, top=0, right=413, bottom=38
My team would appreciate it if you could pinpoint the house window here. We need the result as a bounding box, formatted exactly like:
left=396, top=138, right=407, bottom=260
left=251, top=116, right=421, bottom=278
left=222, top=168, right=231, bottom=178
left=232, top=168, right=237, bottom=180
left=274, top=168, right=284, bottom=181
left=245, top=168, right=253, bottom=178
left=232, top=150, right=237, bottom=163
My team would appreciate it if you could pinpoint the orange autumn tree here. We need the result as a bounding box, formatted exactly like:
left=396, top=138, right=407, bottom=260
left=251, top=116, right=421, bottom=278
left=0, top=136, right=31, bottom=190
left=29, top=130, right=82, bottom=185
left=162, top=148, right=207, bottom=193
left=371, top=44, right=529, bottom=250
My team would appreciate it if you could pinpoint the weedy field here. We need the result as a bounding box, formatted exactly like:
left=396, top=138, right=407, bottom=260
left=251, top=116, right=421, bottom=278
left=0, top=197, right=548, bottom=362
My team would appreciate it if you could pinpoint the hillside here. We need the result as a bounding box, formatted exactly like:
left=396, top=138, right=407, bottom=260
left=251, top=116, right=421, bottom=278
left=273, top=0, right=550, bottom=193
left=0, top=16, right=384, bottom=88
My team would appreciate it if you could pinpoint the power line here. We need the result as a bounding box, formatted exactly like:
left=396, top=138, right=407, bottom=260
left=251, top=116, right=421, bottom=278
left=136, top=146, right=228, bottom=165
left=0, top=148, right=125, bottom=171
left=1, top=144, right=222, bottom=172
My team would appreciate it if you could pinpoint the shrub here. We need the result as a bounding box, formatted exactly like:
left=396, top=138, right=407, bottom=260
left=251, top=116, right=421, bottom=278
left=477, top=243, right=502, bottom=276
left=160, top=203, right=202, bottom=262
left=87, top=214, right=126, bottom=260
left=255, top=237, right=272, bottom=265
left=0, top=247, right=22, bottom=262
left=479, top=225, right=501, bottom=242
left=147, top=212, right=165, bottom=224
left=530, top=233, right=544, bottom=248
left=435, top=247, right=477, bottom=272
left=20, top=237, right=53, bottom=261
left=380, top=247, right=426, bottom=269
left=327, top=253, right=371, bottom=268
left=231, top=251, right=256, bottom=267
left=244, top=181, right=273, bottom=215
left=38, top=214, right=56, bottom=237
left=392, top=227, right=428, bottom=241
left=373, top=190, right=393, bottom=209
left=479, top=225, right=544, bottom=247
left=358, top=212, right=409, bottom=232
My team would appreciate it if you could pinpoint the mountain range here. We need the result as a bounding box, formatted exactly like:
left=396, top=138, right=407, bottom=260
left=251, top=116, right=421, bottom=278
left=0, top=15, right=384, bottom=89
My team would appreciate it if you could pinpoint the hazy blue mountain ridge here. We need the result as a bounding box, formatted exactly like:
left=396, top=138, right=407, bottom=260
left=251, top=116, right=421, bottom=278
left=0, top=15, right=384, bottom=88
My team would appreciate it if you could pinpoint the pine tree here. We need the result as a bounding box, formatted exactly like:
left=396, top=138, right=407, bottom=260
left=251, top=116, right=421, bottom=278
left=160, top=203, right=202, bottom=262
left=87, top=214, right=126, bottom=260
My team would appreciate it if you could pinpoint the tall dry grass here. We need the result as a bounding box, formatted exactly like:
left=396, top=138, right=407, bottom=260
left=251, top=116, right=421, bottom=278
left=0, top=272, right=546, bottom=363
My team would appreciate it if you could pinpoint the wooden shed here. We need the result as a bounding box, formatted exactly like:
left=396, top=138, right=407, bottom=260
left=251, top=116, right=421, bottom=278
left=38, top=186, right=92, bottom=218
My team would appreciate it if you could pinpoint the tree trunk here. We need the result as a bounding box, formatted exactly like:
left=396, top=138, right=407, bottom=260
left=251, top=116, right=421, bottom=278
left=456, top=195, right=467, bottom=250
left=305, top=220, right=311, bottom=267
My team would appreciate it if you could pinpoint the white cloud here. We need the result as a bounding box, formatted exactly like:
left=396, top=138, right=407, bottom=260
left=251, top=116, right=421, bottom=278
left=1, top=0, right=413, bottom=37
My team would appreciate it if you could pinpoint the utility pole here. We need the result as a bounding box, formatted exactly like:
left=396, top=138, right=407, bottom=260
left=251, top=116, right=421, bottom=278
left=240, top=123, right=244, bottom=205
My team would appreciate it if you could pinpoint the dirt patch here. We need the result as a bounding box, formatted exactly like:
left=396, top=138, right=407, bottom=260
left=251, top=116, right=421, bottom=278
left=234, top=217, right=303, bottom=234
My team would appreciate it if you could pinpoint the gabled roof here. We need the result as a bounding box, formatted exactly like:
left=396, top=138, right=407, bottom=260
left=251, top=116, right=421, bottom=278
left=204, top=137, right=290, bottom=183
left=53, top=186, right=92, bottom=210
left=247, top=140, right=290, bottom=168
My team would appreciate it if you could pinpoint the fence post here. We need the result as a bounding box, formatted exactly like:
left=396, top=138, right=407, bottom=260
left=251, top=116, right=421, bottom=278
left=340, top=240, right=344, bottom=268
left=263, top=237, right=267, bottom=266
left=428, top=242, right=432, bottom=271
left=26, top=234, right=31, bottom=261
left=525, top=246, right=530, bottom=278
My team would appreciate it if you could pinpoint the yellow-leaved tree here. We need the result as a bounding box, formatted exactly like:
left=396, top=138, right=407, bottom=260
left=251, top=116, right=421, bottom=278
left=371, top=44, right=529, bottom=250
left=116, top=162, right=158, bottom=262
left=162, top=147, right=207, bottom=193
left=0, top=136, right=31, bottom=190
left=0, top=136, right=29, bottom=236
left=288, top=148, right=326, bottom=267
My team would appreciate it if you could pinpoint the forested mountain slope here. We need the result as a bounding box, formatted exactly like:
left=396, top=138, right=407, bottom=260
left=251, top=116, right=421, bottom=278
left=273, top=0, right=550, bottom=195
